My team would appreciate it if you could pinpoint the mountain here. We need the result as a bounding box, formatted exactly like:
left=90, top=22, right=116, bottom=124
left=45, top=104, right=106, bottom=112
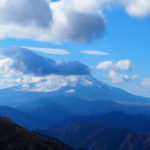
left=2, top=104, right=150, bottom=132
left=38, top=123, right=148, bottom=150
left=1, top=76, right=150, bottom=107
left=30, top=103, right=76, bottom=125
left=0, top=105, right=76, bottom=129
left=0, top=117, right=74, bottom=150
left=51, top=111, right=150, bottom=132
left=3, top=95, right=150, bottom=131
left=139, top=133, right=150, bottom=150
left=0, top=105, right=45, bottom=129
left=0, top=88, right=50, bottom=106
left=37, top=75, right=150, bottom=104
left=18, top=95, right=150, bottom=116
left=18, top=96, right=126, bottom=115
left=92, top=111, right=150, bottom=132
left=17, top=97, right=123, bottom=128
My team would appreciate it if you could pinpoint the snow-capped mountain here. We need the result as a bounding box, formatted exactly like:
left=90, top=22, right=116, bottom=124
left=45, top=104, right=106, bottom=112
left=0, top=75, right=149, bottom=106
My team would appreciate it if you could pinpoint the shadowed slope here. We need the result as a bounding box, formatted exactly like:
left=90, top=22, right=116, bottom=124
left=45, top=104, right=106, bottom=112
left=0, top=117, right=74, bottom=150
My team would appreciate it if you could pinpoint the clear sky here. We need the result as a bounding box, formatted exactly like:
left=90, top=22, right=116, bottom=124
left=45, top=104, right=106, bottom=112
left=0, top=0, right=150, bottom=97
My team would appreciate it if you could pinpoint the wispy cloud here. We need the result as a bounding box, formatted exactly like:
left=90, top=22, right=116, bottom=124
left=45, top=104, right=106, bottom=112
left=20, top=46, right=70, bottom=55
left=141, top=78, right=150, bottom=88
left=81, top=50, right=110, bottom=56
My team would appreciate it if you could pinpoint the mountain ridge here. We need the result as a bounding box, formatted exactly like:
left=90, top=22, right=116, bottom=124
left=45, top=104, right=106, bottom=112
left=0, top=117, right=74, bottom=150
left=38, top=122, right=147, bottom=150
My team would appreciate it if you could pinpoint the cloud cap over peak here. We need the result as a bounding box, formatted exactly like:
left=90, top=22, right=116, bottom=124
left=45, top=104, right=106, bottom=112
left=0, top=47, right=90, bottom=76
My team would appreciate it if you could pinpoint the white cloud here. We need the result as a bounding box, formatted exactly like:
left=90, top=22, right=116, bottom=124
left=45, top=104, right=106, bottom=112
left=97, top=60, right=134, bottom=71
left=81, top=50, right=110, bottom=55
left=97, top=61, right=114, bottom=70
left=0, top=58, right=21, bottom=77
left=141, top=78, right=150, bottom=88
left=121, top=0, right=150, bottom=17
left=96, top=59, right=137, bottom=84
left=116, top=60, right=134, bottom=70
left=66, top=89, right=76, bottom=93
left=0, top=0, right=149, bottom=43
left=0, top=0, right=106, bottom=43
left=64, top=0, right=113, bottom=13
left=0, top=57, right=93, bottom=91
left=6, top=75, right=93, bottom=92
left=0, top=48, right=93, bottom=92
left=108, top=70, right=137, bottom=83
left=0, top=0, right=52, bottom=27
left=20, top=46, right=70, bottom=55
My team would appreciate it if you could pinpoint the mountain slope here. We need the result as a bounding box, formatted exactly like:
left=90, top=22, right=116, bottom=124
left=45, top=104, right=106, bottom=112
left=39, top=123, right=145, bottom=150
left=18, top=96, right=124, bottom=115
left=0, top=105, right=76, bottom=129
left=0, top=117, right=74, bottom=150
left=45, top=75, right=150, bottom=104
left=30, top=103, right=76, bottom=125
left=0, top=88, right=50, bottom=106
left=18, top=96, right=150, bottom=116
left=0, top=106, right=45, bottom=129
left=52, top=111, right=150, bottom=132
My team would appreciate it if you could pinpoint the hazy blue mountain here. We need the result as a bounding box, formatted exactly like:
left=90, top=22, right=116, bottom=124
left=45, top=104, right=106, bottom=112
left=38, top=123, right=146, bottom=150
left=2, top=103, right=150, bottom=131
left=91, top=111, right=150, bottom=132
left=18, top=96, right=125, bottom=115
left=51, top=111, right=150, bottom=132
left=18, top=95, right=150, bottom=117
left=0, top=104, right=77, bottom=129
left=0, top=88, right=50, bottom=106
left=0, top=105, right=44, bottom=129
left=29, top=103, right=76, bottom=125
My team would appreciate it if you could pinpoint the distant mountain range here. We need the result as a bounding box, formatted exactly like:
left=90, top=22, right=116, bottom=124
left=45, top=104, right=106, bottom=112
left=38, top=122, right=150, bottom=150
left=0, top=117, right=74, bottom=150
left=1, top=96, right=150, bottom=130
left=2, top=115, right=150, bottom=150
left=50, top=111, right=150, bottom=132
left=1, top=100, right=150, bottom=150
left=18, top=95, right=150, bottom=116
left=4, top=115, right=150, bottom=150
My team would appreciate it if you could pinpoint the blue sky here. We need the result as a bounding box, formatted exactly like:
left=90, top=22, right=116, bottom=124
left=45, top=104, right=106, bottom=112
left=0, top=0, right=150, bottom=97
